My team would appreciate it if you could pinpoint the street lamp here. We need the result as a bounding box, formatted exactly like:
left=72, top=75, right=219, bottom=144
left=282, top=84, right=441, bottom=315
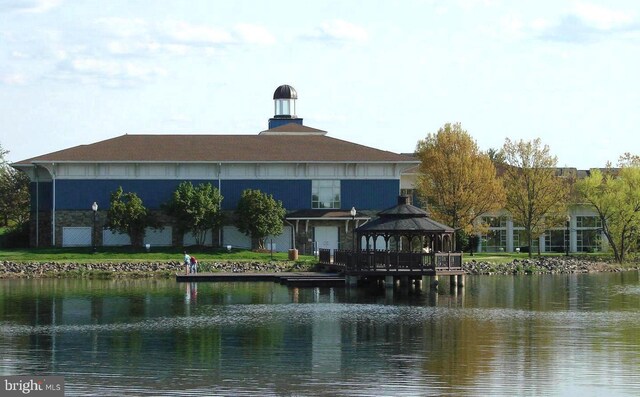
left=92, top=201, right=98, bottom=254
left=565, top=215, right=570, bottom=256
left=350, top=207, right=357, bottom=252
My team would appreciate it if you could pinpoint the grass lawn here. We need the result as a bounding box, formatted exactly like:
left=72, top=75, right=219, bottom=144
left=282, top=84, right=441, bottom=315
left=0, top=246, right=616, bottom=264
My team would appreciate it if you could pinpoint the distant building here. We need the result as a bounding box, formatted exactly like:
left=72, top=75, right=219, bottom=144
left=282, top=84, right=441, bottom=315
left=12, top=85, right=418, bottom=253
left=400, top=166, right=606, bottom=254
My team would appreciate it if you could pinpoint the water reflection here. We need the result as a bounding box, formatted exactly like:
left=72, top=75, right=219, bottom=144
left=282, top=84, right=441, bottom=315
left=1, top=273, right=639, bottom=396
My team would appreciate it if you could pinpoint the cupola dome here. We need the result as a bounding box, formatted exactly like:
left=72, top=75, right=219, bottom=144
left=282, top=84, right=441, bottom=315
left=273, top=84, right=297, bottom=118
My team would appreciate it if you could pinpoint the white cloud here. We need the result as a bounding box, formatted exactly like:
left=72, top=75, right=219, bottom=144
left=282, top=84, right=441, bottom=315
left=234, top=24, right=276, bottom=45
left=500, top=14, right=525, bottom=39
left=1, top=73, right=27, bottom=85
left=304, top=20, right=368, bottom=43
left=573, top=2, right=633, bottom=30
left=456, top=0, right=498, bottom=12
left=161, top=20, right=233, bottom=45
left=97, top=18, right=274, bottom=56
left=537, top=2, right=639, bottom=44
left=96, top=17, right=149, bottom=38
left=1, top=0, right=62, bottom=13
left=55, top=57, right=167, bottom=87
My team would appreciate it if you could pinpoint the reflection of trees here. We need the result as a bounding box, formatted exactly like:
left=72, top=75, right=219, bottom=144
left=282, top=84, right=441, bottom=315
left=419, top=317, right=498, bottom=387
left=3, top=274, right=640, bottom=394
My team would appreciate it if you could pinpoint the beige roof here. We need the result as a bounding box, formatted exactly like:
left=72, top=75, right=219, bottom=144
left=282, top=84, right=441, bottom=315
left=15, top=134, right=417, bottom=164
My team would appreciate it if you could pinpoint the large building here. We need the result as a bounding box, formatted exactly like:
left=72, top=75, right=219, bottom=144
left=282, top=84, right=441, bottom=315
left=12, top=85, right=605, bottom=254
left=13, top=85, right=419, bottom=253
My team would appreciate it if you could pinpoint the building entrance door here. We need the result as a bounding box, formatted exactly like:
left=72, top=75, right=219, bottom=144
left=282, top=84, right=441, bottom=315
left=314, top=226, right=339, bottom=254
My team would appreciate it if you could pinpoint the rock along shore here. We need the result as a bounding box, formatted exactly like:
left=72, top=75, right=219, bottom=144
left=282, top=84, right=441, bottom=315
left=0, top=257, right=637, bottom=279
left=0, top=261, right=306, bottom=279
left=463, top=257, right=639, bottom=275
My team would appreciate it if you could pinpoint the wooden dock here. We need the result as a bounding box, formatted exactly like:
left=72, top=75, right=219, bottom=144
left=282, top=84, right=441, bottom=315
left=176, top=272, right=345, bottom=287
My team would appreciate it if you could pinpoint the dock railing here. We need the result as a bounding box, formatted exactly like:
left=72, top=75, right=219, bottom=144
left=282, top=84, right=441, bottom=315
left=323, top=249, right=463, bottom=275
left=318, top=248, right=332, bottom=265
left=333, top=250, right=462, bottom=274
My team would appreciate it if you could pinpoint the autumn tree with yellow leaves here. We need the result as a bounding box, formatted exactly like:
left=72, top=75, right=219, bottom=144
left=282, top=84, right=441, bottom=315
left=416, top=123, right=506, bottom=251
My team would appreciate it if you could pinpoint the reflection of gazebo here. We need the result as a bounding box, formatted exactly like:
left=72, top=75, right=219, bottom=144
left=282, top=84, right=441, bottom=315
left=356, top=196, right=455, bottom=253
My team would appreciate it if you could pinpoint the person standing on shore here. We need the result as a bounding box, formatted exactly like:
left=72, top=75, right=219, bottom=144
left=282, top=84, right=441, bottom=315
left=189, top=255, right=198, bottom=274
left=183, top=251, right=191, bottom=274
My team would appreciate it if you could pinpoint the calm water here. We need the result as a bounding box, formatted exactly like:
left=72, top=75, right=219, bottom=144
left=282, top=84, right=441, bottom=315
left=1, top=272, right=640, bottom=396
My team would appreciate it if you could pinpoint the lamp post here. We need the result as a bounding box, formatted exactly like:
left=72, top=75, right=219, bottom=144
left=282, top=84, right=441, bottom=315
left=565, top=215, right=570, bottom=256
left=92, top=201, right=98, bottom=254
left=350, top=207, right=357, bottom=252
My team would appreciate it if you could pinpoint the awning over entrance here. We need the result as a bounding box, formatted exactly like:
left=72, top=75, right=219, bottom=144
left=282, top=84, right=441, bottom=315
left=286, top=209, right=371, bottom=235
left=286, top=209, right=369, bottom=221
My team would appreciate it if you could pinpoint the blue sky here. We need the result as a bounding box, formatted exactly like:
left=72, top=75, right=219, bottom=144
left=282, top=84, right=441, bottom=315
left=1, top=0, right=639, bottom=169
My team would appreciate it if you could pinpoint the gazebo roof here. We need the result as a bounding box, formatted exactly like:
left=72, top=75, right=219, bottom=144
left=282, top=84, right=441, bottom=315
left=356, top=196, right=454, bottom=234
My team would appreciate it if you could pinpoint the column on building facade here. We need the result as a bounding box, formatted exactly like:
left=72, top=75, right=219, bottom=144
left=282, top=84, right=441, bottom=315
left=539, top=235, right=546, bottom=253
left=568, top=215, right=575, bottom=253
left=506, top=219, right=514, bottom=252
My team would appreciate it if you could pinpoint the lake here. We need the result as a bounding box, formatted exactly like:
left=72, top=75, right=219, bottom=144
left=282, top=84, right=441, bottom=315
left=1, top=272, right=639, bottom=396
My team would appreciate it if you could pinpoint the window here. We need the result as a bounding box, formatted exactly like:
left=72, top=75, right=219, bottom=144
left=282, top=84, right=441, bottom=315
left=544, top=230, right=566, bottom=253
left=513, top=229, right=539, bottom=252
left=312, top=180, right=340, bottom=209
left=576, top=216, right=602, bottom=252
left=481, top=229, right=507, bottom=252
left=576, top=216, right=602, bottom=228
left=480, top=216, right=507, bottom=252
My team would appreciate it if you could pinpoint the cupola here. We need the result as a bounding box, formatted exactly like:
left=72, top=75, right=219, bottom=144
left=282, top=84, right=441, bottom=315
left=273, top=84, right=297, bottom=118
left=268, top=84, right=304, bottom=129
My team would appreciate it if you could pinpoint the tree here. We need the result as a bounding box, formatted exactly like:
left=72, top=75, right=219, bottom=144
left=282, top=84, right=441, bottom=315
left=235, top=189, right=286, bottom=250
left=501, top=138, right=569, bottom=257
left=106, top=186, right=151, bottom=247
left=0, top=144, right=30, bottom=227
left=0, top=170, right=30, bottom=226
left=164, top=181, right=223, bottom=246
left=416, top=122, right=506, bottom=250
left=486, top=147, right=506, bottom=164
left=576, top=162, right=640, bottom=263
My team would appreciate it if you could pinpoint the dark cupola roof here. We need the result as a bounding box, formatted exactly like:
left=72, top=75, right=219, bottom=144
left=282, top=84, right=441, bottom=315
left=273, top=84, right=298, bottom=100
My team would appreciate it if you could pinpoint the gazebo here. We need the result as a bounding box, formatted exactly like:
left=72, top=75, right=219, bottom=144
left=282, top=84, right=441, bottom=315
left=356, top=196, right=455, bottom=253
left=333, top=196, right=463, bottom=282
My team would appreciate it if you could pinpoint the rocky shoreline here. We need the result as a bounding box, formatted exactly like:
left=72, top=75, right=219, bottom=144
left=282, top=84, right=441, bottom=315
left=0, top=257, right=637, bottom=279
left=0, top=260, right=307, bottom=279
left=463, top=257, right=639, bottom=275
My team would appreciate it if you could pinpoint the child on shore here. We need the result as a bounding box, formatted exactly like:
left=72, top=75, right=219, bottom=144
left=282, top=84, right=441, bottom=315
left=183, top=251, right=191, bottom=274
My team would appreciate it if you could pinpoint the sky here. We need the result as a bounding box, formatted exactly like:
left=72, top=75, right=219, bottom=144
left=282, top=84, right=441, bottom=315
left=1, top=0, right=639, bottom=169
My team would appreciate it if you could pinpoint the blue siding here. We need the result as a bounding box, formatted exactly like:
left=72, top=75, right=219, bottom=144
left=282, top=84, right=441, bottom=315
left=221, top=180, right=311, bottom=210
left=341, top=179, right=399, bottom=210
left=54, top=180, right=218, bottom=210
left=268, top=118, right=303, bottom=129
left=30, top=182, right=53, bottom=211
left=51, top=179, right=312, bottom=211
left=48, top=178, right=397, bottom=212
